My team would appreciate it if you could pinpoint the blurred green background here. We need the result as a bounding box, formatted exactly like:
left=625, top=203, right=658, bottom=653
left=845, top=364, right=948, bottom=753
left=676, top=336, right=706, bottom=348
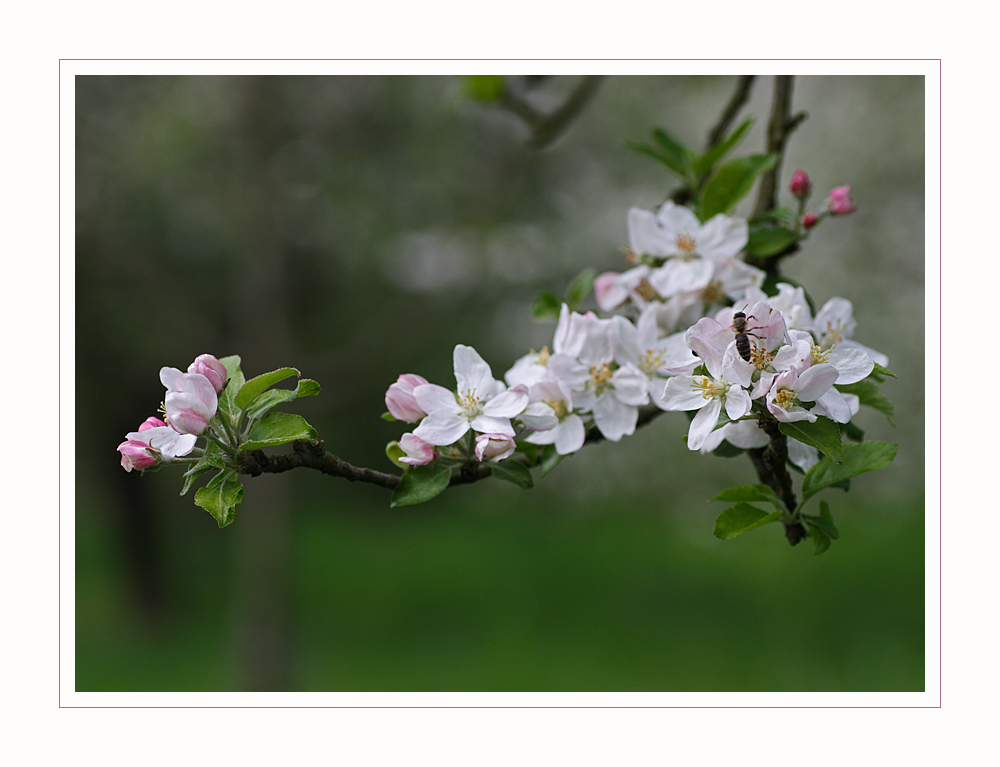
left=75, top=75, right=925, bottom=692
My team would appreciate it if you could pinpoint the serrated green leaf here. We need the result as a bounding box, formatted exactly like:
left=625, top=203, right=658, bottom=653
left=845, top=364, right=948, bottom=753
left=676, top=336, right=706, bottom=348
left=566, top=268, right=597, bottom=309
left=693, top=118, right=753, bottom=178
left=700, top=153, right=778, bottom=220
left=194, top=474, right=243, bottom=528
left=713, top=503, right=781, bottom=541
left=836, top=379, right=896, bottom=426
left=217, top=357, right=245, bottom=422
left=746, top=225, right=799, bottom=257
left=489, top=459, right=534, bottom=489
left=235, top=367, right=300, bottom=410
left=242, top=412, right=318, bottom=451
left=390, top=464, right=452, bottom=507
left=800, top=441, right=899, bottom=503
left=712, top=484, right=787, bottom=512
left=242, top=378, right=321, bottom=424
left=531, top=291, right=562, bottom=321
left=179, top=442, right=227, bottom=497
left=780, top=416, right=843, bottom=464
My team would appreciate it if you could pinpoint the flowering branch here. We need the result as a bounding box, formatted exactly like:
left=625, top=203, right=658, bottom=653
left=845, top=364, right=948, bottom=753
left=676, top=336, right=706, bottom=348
left=118, top=77, right=897, bottom=554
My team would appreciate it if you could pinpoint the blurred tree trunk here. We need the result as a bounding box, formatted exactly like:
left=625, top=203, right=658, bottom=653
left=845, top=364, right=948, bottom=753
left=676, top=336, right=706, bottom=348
left=227, top=77, right=297, bottom=691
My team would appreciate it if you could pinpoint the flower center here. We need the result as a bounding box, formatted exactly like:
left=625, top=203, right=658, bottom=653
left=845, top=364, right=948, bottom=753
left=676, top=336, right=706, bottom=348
left=810, top=343, right=830, bottom=365
left=773, top=388, right=797, bottom=410
left=532, top=346, right=550, bottom=366
left=634, top=277, right=659, bottom=302
left=750, top=345, right=775, bottom=370
left=675, top=233, right=698, bottom=258
left=457, top=389, right=483, bottom=418
left=589, top=363, right=614, bottom=392
left=700, top=280, right=725, bottom=304
left=691, top=376, right=727, bottom=400
left=822, top=320, right=845, bottom=347
left=544, top=398, right=569, bottom=420
left=640, top=348, right=664, bottom=376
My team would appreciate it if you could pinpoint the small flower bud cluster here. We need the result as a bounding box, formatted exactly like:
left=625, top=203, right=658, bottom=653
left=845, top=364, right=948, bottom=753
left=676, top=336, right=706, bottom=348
left=117, top=354, right=227, bottom=473
left=787, top=170, right=857, bottom=230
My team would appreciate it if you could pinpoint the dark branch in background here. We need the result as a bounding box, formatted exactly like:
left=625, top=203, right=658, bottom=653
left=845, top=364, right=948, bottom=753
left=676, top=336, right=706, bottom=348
left=500, top=75, right=605, bottom=150
left=751, top=75, right=808, bottom=222
left=705, top=75, right=756, bottom=149
left=670, top=75, right=757, bottom=206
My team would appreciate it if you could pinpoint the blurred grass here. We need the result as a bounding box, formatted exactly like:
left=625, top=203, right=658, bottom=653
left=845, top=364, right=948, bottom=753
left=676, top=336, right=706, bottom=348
left=77, top=484, right=923, bottom=692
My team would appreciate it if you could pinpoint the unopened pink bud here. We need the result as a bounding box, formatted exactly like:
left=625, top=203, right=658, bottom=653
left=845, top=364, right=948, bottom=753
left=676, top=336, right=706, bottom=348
left=398, top=433, right=436, bottom=466
left=801, top=213, right=818, bottom=229
left=118, top=440, right=160, bottom=472
left=386, top=374, right=430, bottom=423
left=826, top=185, right=857, bottom=215
left=188, top=354, right=228, bottom=394
left=474, top=433, right=516, bottom=463
left=137, top=416, right=167, bottom=432
left=789, top=170, right=811, bottom=199
left=161, top=369, right=219, bottom=435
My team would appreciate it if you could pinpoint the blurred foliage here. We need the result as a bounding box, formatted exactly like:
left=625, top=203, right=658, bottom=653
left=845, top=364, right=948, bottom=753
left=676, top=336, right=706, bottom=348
left=76, top=75, right=925, bottom=692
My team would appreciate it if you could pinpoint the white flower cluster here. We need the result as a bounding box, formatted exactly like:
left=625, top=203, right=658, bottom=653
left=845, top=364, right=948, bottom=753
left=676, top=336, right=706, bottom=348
left=386, top=202, right=887, bottom=474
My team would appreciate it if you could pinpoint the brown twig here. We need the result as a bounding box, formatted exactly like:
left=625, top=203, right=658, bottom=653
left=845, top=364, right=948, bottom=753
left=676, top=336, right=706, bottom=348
left=705, top=75, right=755, bottom=149
left=500, top=75, right=605, bottom=150
left=751, top=75, right=808, bottom=222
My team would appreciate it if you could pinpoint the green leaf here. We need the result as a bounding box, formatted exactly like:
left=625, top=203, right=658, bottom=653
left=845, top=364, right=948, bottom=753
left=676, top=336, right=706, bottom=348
left=516, top=441, right=538, bottom=465
left=808, top=525, right=833, bottom=555
left=390, top=464, right=452, bottom=507
left=651, top=128, right=695, bottom=177
left=489, top=459, right=534, bottom=489
left=242, top=412, right=318, bottom=451
left=746, top=225, right=799, bottom=257
left=779, top=416, right=843, bottom=464
left=385, top=440, right=406, bottom=469
left=693, top=118, right=753, bottom=178
left=700, top=153, right=778, bottom=220
left=713, top=503, right=781, bottom=541
left=531, top=291, right=562, bottom=321
left=194, top=474, right=243, bottom=528
left=872, top=362, right=896, bottom=378
left=801, top=441, right=899, bottom=503
left=712, top=484, right=787, bottom=512
left=464, top=75, right=506, bottom=102
left=710, top=439, right=744, bottom=458
left=842, top=420, right=865, bottom=443
left=217, top=357, right=246, bottom=422
left=243, top=379, right=321, bottom=424
left=235, top=367, right=300, bottom=410
left=179, top=444, right=226, bottom=496
left=835, top=379, right=896, bottom=426
left=540, top=444, right=564, bottom=476
left=566, top=268, right=597, bottom=309
left=381, top=411, right=398, bottom=422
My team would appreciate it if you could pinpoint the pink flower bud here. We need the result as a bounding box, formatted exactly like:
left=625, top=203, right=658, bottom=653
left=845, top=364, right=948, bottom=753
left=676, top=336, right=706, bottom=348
left=187, top=354, right=228, bottom=394
left=137, top=416, right=167, bottom=432
left=474, top=433, right=516, bottom=463
left=118, top=440, right=160, bottom=473
left=789, top=170, right=811, bottom=199
left=398, top=433, right=437, bottom=466
left=385, top=374, right=430, bottom=423
left=117, top=423, right=197, bottom=472
left=801, top=213, right=818, bottom=229
left=826, top=185, right=857, bottom=215
left=161, top=368, right=219, bottom=435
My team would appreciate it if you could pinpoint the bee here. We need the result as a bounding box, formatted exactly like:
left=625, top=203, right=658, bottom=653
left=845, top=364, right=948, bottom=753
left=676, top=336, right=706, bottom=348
left=729, top=309, right=763, bottom=362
